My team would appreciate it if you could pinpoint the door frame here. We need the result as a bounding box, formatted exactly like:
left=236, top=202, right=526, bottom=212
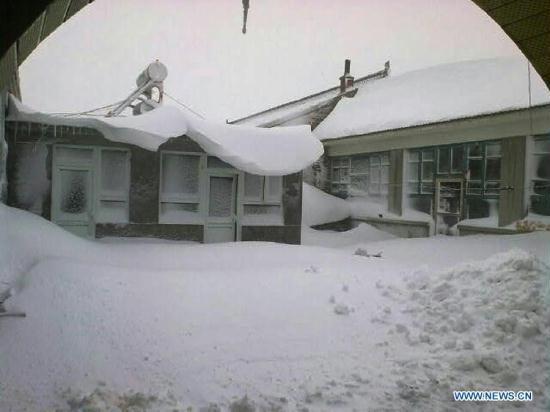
left=434, top=177, right=464, bottom=233
left=204, top=170, right=240, bottom=243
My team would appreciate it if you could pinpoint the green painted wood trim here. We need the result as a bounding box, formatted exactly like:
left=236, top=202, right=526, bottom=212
left=499, top=135, right=527, bottom=226
left=388, top=149, right=403, bottom=215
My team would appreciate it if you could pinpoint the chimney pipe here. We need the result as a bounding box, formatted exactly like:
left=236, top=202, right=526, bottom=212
left=344, top=59, right=351, bottom=74
left=340, top=59, right=355, bottom=94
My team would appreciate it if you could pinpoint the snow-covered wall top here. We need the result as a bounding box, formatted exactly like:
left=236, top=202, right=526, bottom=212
left=314, top=57, right=550, bottom=141
left=7, top=95, right=323, bottom=176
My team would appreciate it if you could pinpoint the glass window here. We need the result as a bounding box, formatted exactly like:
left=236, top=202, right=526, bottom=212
left=451, top=146, right=464, bottom=173
left=530, top=136, right=550, bottom=215
left=468, top=159, right=483, bottom=181
left=351, top=156, right=369, bottom=174
left=437, top=148, right=450, bottom=174
left=468, top=143, right=482, bottom=158
left=208, top=176, right=233, bottom=217
left=56, top=147, right=93, bottom=164
left=100, top=150, right=129, bottom=197
left=161, top=154, right=200, bottom=199
left=159, top=152, right=201, bottom=223
left=60, top=170, right=88, bottom=214
left=98, top=149, right=130, bottom=223
left=265, top=176, right=283, bottom=202
left=244, top=173, right=263, bottom=202
left=486, top=158, right=500, bottom=181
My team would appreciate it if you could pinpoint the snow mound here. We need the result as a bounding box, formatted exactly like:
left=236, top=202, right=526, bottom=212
left=7, top=95, right=323, bottom=176
left=302, top=223, right=395, bottom=248
left=0, top=204, right=89, bottom=289
left=302, top=182, right=350, bottom=226
left=315, top=57, right=550, bottom=140
left=378, top=249, right=550, bottom=410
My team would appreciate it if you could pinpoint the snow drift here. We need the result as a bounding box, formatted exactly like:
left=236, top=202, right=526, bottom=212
left=315, top=57, right=550, bottom=140
left=7, top=95, right=323, bottom=176
left=302, top=182, right=350, bottom=226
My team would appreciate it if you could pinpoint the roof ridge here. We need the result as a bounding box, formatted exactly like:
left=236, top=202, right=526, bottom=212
left=229, top=64, right=389, bottom=124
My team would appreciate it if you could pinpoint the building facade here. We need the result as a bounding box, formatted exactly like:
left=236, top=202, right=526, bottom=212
left=5, top=121, right=303, bottom=243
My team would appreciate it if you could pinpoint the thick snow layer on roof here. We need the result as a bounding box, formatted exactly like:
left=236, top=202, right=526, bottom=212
left=7, top=95, right=323, bottom=175
left=315, top=57, right=550, bottom=140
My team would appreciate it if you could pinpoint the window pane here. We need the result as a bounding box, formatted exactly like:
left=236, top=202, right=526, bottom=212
left=351, top=156, right=369, bottom=174
left=350, top=175, right=368, bottom=196
left=381, top=154, right=390, bottom=165
left=535, top=154, right=550, bottom=180
left=341, top=167, right=350, bottom=182
left=468, top=159, right=482, bottom=181
left=408, top=151, right=420, bottom=162
left=244, top=173, right=263, bottom=200
left=467, top=181, right=482, bottom=195
left=407, top=182, right=419, bottom=194
left=486, top=158, right=501, bottom=181
left=370, top=167, right=380, bottom=184
left=209, top=176, right=233, bottom=217
left=408, top=162, right=419, bottom=181
left=266, top=176, right=282, bottom=201
left=468, top=143, right=482, bottom=157
left=421, top=182, right=434, bottom=193
left=332, top=168, right=340, bottom=182
left=101, top=150, right=128, bottom=196
left=422, top=149, right=434, bottom=161
left=438, top=148, right=450, bottom=174
left=56, top=147, right=93, bottom=164
left=161, top=154, right=199, bottom=197
left=451, top=146, right=464, bottom=172
left=534, top=138, right=550, bottom=153
left=486, top=142, right=501, bottom=157
left=381, top=165, right=389, bottom=183
left=422, top=161, right=434, bottom=181
left=60, top=170, right=88, bottom=214
left=370, top=156, right=381, bottom=167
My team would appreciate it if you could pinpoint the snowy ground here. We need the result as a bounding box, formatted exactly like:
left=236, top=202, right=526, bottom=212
left=1, top=204, right=549, bottom=411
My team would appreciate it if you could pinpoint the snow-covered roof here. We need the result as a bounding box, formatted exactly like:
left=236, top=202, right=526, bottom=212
left=229, top=66, right=389, bottom=127
left=314, top=57, right=550, bottom=141
left=7, top=95, right=323, bottom=176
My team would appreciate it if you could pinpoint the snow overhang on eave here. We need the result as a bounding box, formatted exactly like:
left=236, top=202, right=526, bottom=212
left=6, top=95, right=324, bottom=176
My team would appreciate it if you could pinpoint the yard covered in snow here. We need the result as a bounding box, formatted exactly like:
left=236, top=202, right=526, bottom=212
left=1, top=204, right=549, bottom=411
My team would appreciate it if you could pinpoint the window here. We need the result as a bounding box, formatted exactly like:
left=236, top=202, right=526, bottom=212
left=243, top=173, right=283, bottom=223
left=531, top=135, right=550, bottom=215
left=97, top=149, right=130, bottom=223
left=420, top=149, right=434, bottom=194
left=159, top=152, right=202, bottom=223
left=466, top=141, right=501, bottom=196
left=331, top=157, right=350, bottom=196
left=331, top=153, right=389, bottom=197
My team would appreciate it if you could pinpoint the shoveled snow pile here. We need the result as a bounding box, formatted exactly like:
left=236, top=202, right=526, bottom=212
left=7, top=95, right=323, bottom=176
left=315, top=57, right=550, bottom=140
left=374, top=249, right=549, bottom=410
left=302, top=182, right=350, bottom=226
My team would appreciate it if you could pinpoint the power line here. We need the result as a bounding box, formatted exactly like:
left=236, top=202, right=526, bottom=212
left=163, top=91, right=205, bottom=119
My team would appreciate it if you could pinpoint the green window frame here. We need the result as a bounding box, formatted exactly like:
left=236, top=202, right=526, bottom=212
left=530, top=134, right=550, bottom=216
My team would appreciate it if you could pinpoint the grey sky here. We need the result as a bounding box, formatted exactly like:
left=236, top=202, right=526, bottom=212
left=20, top=0, right=523, bottom=121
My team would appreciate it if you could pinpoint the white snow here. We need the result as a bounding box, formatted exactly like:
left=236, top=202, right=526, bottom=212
left=1, top=204, right=549, bottom=411
left=301, top=182, right=350, bottom=226
left=315, top=57, right=550, bottom=140
left=7, top=95, right=324, bottom=176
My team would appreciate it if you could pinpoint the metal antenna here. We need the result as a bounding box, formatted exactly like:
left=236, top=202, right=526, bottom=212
left=242, top=0, right=249, bottom=34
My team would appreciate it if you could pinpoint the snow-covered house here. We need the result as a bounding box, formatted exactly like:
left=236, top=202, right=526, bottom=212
left=3, top=95, right=322, bottom=243
left=235, top=57, right=550, bottom=237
